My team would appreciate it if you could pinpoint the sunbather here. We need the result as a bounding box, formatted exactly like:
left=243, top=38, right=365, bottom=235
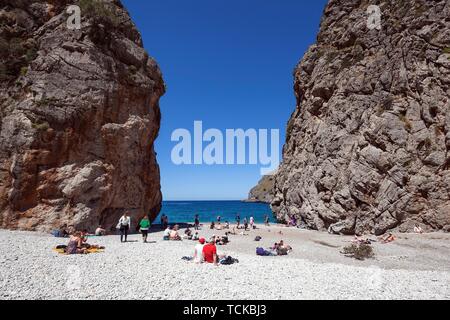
left=95, top=225, right=106, bottom=236
left=66, top=232, right=87, bottom=254
left=170, top=225, right=182, bottom=241
left=202, top=238, right=218, bottom=265
left=193, top=237, right=205, bottom=263
left=183, top=227, right=193, bottom=240
left=379, top=233, right=396, bottom=243
left=414, top=224, right=424, bottom=234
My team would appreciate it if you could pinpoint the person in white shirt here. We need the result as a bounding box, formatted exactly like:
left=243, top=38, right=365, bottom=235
left=193, top=238, right=206, bottom=263
left=163, top=226, right=171, bottom=240
left=117, top=212, right=131, bottom=243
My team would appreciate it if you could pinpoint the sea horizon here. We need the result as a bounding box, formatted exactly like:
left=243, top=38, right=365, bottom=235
left=158, top=200, right=274, bottom=224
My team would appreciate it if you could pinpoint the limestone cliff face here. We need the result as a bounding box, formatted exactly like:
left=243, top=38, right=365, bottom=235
left=0, top=0, right=165, bottom=232
left=272, top=0, right=450, bottom=235
left=247, top=175, right=275, bottom=204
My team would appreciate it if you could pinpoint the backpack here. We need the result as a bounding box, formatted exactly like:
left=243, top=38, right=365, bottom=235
left=220, top=256, right=237, bottom=265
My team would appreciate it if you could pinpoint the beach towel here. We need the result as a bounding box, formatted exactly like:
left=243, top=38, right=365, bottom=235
left=53, top=247, right=105, bottom=255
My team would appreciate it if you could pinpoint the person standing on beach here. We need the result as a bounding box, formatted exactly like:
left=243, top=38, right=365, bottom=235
left=194, top=214, right=200, bottom=230
left=243, top=217, right=248, bottom=231
left=249, top=216, right=255, bottom=229
left=139, top=215, right=151, bottom=243
left=117, top=212, right=131, bottom=243
left=264, top=215, right=270, bottom=226
left=161, top=214, right=169, bottom=230
left=217, top=215, right=221, bottom=225
left=236, top=213, right=241, bottom=229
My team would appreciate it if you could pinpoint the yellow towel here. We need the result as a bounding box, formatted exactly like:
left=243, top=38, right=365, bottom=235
left=53, top=248, right=105, bottom=255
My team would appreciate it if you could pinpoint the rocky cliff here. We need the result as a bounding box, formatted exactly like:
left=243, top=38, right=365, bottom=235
left=246, top=175, right=275, bottom=203
left=272, top=0, right=450, bottom=235
left=0, top=0, right=165, bottom=232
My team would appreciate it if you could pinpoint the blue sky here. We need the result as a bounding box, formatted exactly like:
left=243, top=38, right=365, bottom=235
left=122, top=0, right=328, bottom=200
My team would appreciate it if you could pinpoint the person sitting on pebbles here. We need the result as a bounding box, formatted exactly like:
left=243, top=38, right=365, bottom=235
left=273, top=240, right=292, bottom=255
left=66, top=232, right=87, bottom=255
left=202, top=238, right=218, bottom=265
left=183, top=227, right=193, bottom=240
left=414, top=224, right=424, bottom=234
left=163, top=226, right=171, bottom=240
left=95, top=225, right=106, bottom=236
left=170, top=225, right=182, bottom=241
left=193, top=237, right=206, bottom=263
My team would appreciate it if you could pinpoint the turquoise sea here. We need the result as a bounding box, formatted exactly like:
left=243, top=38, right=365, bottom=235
left=156, top=201, right=274, bottom=224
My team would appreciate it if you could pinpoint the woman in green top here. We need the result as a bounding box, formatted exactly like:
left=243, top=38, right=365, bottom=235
left=139, top=216, right=151, bottom=243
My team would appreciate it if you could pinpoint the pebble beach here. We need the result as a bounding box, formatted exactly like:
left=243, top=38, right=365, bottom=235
left=0, top=224, right=449, bottom=300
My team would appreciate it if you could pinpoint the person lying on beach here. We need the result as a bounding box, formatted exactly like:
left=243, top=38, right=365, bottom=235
left=66, top=232, right=87, bottom=254
left=95, top=225, right=106, bottom=236
left=229, top=227, right=237, bottom=235
left=170, top=225, right=182, bottom=241
left=215, top=224, right=223, bottom=230
left=379, top=233, right=396, bottom=244
left=202, top=238, right=218, bottom=265
left=192, top=232, right=199, bottom=241
left=163, top=226, right=171, bottom=240
left=193, top=237, right=206, bottom=263
left=224, top=221, right=230, bottom=229
left=351, top=236, right=376, bottom=245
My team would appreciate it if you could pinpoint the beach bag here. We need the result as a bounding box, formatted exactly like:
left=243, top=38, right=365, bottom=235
left=254, top=236, right=262, bottom=241
left=256, top=247, right=267, bottom=256
left=220, top=256, right=237, bottom=265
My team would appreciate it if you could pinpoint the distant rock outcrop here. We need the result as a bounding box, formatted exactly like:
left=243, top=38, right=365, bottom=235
left=272, top=0, right=450, bottom=235
left=0, top=0, right=165, bottom=232
left=246, top=175, right=275, bottom=203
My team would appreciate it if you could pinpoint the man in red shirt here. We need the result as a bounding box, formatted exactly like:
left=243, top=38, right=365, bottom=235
left=202, top=238, right=218, bottom=265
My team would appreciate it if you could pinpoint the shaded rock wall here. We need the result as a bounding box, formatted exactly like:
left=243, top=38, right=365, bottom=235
left=272, top=0, right=450, bottom=235
left=0, top=0, right=165, bottom=232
